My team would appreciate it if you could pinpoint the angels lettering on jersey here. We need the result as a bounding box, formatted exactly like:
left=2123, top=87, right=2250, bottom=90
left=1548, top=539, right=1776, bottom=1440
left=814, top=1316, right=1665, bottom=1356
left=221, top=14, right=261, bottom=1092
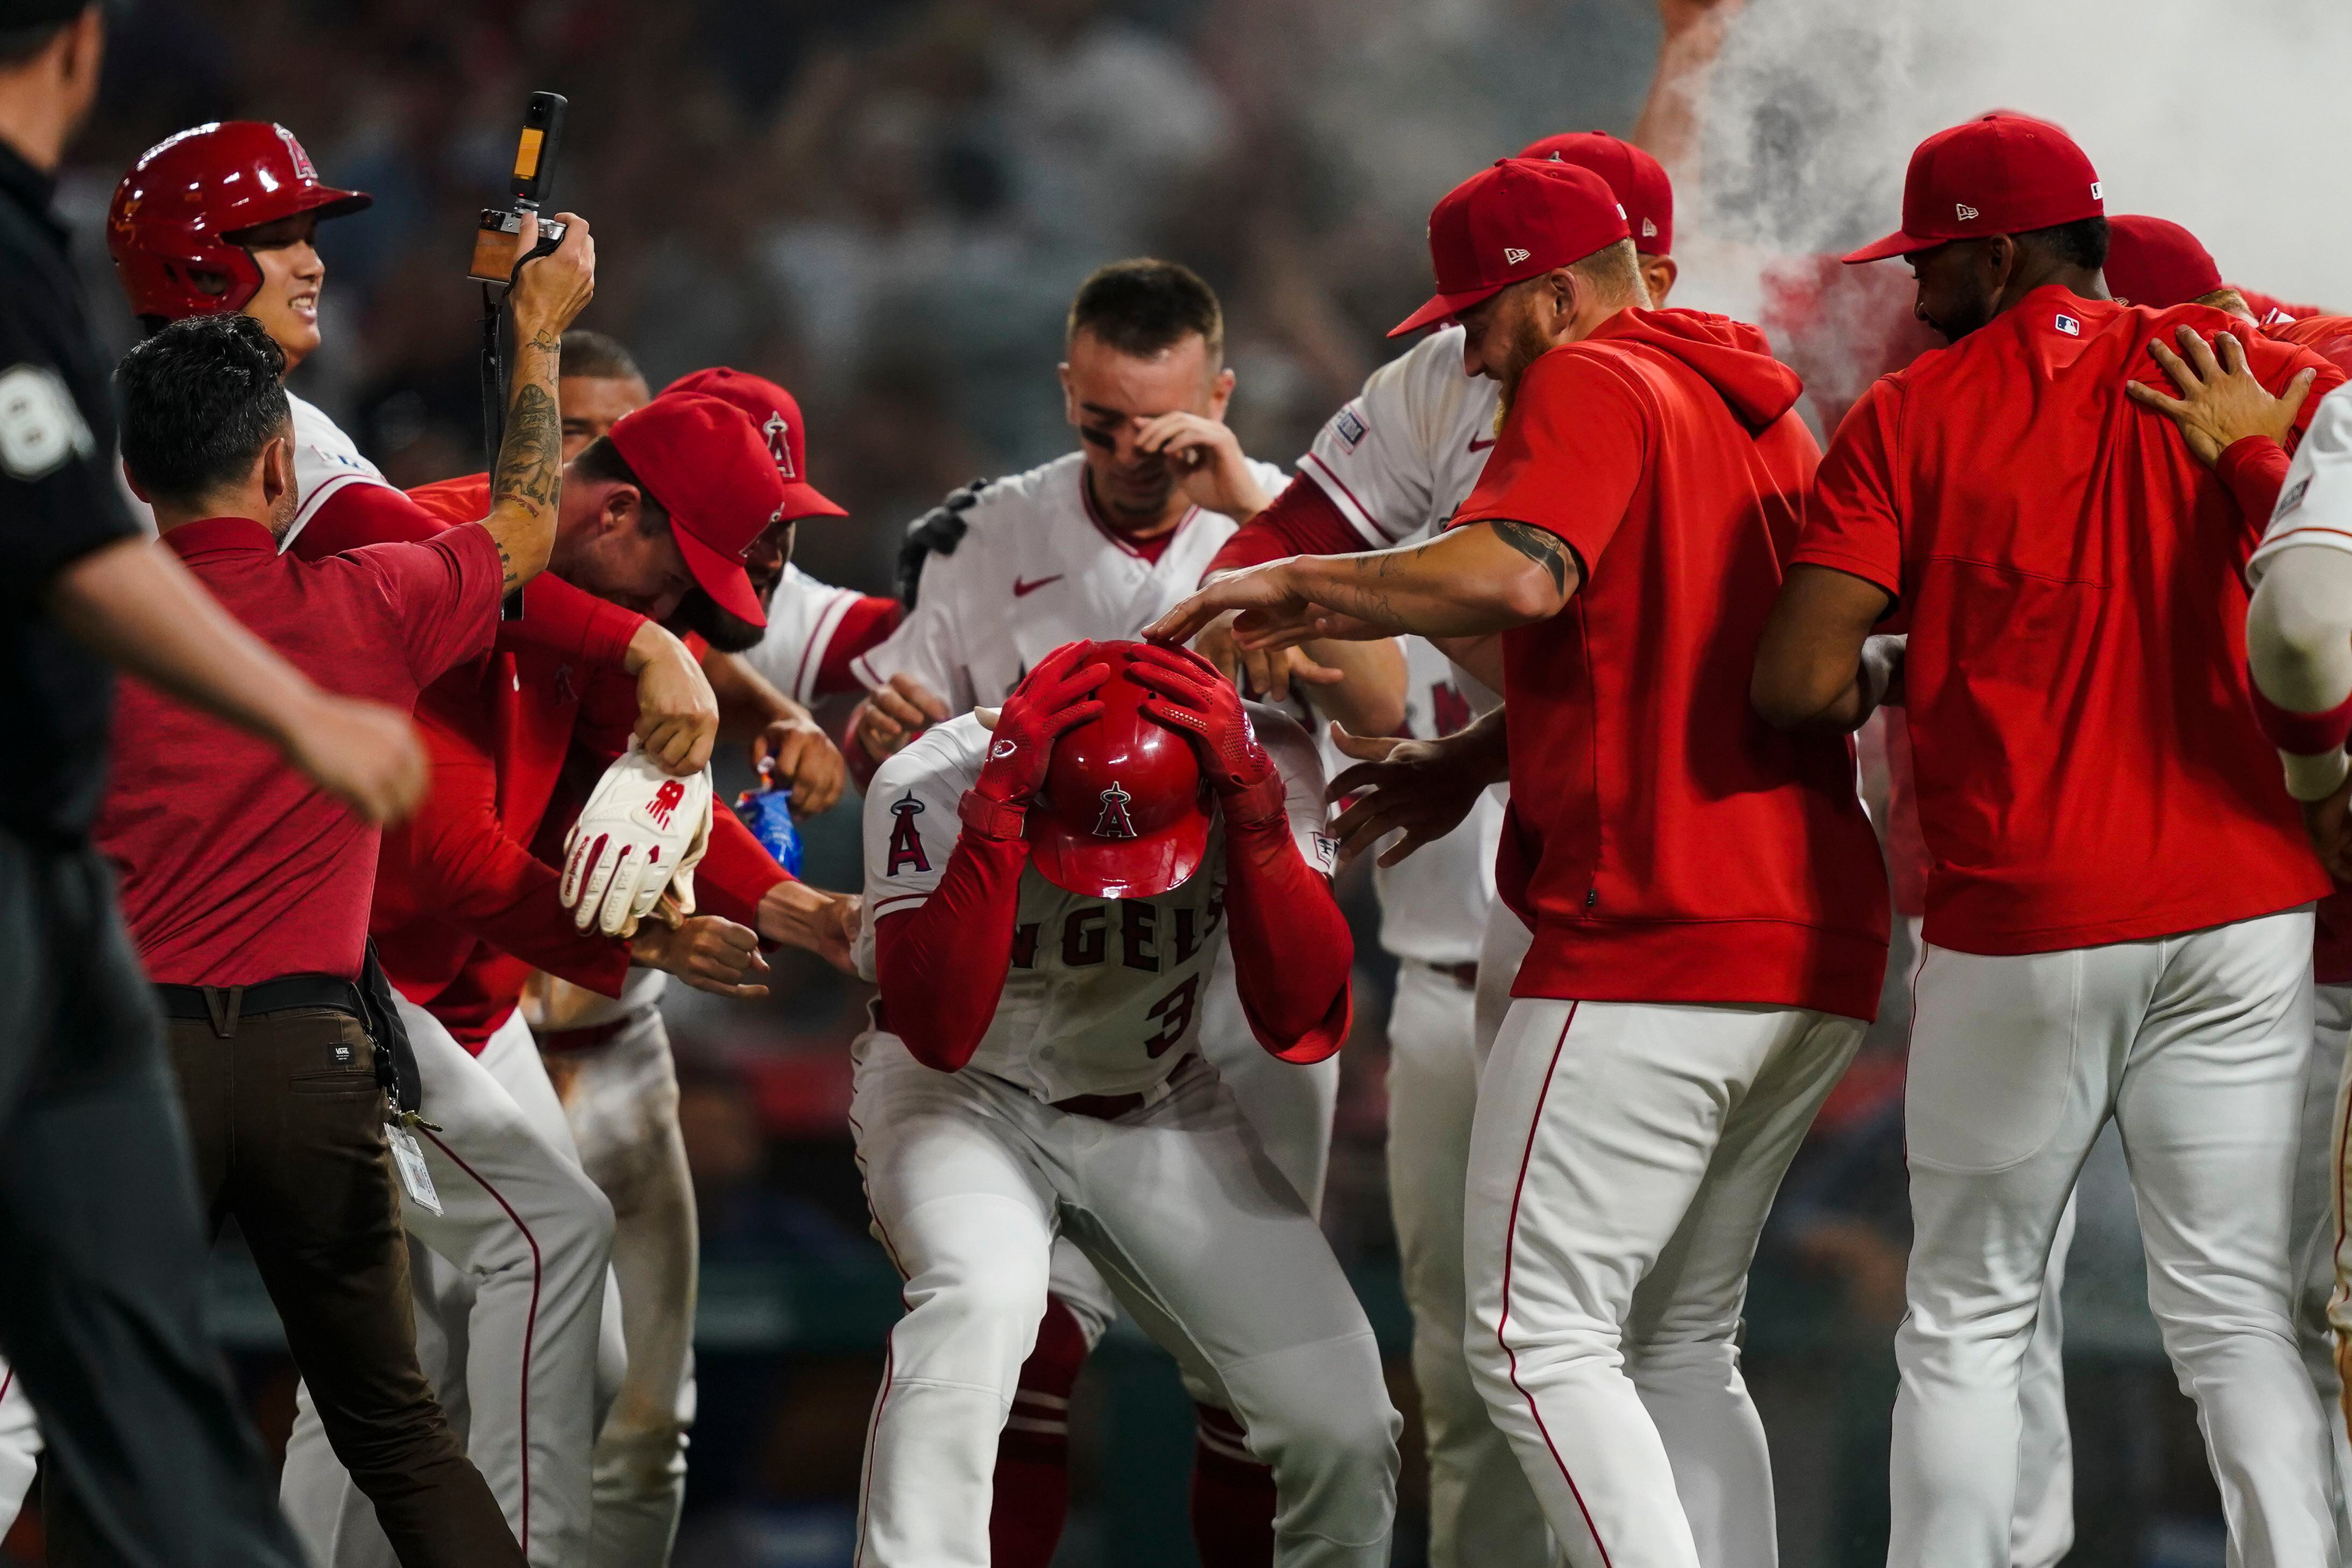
left=855, top=706, right=1330, bottom=1105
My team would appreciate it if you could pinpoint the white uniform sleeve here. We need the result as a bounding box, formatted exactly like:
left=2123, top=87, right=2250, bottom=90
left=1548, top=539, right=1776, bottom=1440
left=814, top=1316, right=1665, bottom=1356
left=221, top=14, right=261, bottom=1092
left=286, top=393, right=393, bottom=538
left=741, top=564, right=861, bottom=705
left=1243, top=703, right=1338, bottom=877
left=853, top=727, right=978, bottom=979
left=2248, top=387, right=2352, bottom=587
left=848, top=548, right=972, bottom=713
left=1294, top=327, right=1486, bottom=548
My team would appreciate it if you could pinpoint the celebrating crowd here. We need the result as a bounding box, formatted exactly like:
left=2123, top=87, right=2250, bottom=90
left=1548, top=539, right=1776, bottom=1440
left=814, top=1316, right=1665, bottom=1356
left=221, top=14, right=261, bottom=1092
left=4, top=1, right=2352, bottom=1567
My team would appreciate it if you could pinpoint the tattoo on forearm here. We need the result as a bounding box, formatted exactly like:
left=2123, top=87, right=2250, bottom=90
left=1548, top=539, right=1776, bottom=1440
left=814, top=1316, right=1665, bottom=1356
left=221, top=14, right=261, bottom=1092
left=525, top=328, right=559, bottom=356
left=1490, top=520, right=1570, bottom=597
left=491, top=380, right=562, bottom=588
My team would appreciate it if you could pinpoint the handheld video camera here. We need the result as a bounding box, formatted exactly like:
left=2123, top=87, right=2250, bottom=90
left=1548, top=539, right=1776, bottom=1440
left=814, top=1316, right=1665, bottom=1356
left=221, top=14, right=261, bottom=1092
left=468, top=92, right=568, bottom=283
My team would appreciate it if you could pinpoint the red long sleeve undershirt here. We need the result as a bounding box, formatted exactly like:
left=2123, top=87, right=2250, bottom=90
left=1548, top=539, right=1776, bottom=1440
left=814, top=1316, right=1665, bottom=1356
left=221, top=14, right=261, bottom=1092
left=874, top=831, right=1029, bottom=1072
left=296, top=479, right=646, bottom=671
left=1221, top=813, right=1353, bottom=1062
left=1202, top=474, right=1367, bottom=579
left=874, top=809, right=1352, bottom=1074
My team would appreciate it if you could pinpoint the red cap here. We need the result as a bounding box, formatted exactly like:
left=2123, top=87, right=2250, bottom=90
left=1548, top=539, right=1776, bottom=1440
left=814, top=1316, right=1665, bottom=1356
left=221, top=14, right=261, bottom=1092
left=1517, top=131, right=1673, bottom=253
left=2102, top=215, right=2224, bottom=308
left=1392, top=159, right=1631, bottom=337
left=1027, top=643, right=1210, bottom=899
left=1844, top=114, right=2103, bottom=265
left=108, top=122, right=371, bottom=320
left=659, top=367, right=848, bottom=522
left=605, top=394, right=787, bottom=628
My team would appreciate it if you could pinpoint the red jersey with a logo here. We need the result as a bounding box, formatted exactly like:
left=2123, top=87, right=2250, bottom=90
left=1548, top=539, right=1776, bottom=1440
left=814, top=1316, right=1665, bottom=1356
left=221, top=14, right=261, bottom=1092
left=1452, top=308, right=1890, bottom=1020
left=1793, top=286, right=2340, bottom=956
left=371, top=474, right=796, bottom=1045
left=97, top=519, right=502, bottom=983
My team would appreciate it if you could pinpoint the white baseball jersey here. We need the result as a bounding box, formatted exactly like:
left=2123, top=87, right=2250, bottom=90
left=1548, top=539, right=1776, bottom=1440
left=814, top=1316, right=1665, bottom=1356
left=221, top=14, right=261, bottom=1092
left=280, top=390, right=394, bottom=552
left=1375, top=638, right=1503, bottom=969
left=848, top=450, right=1286, bottom=710
left=2247, top=382, right=2352, bottom=587
left=853, top=707, right=1333, bottom=1104
left=1298, top=325, right=1498, bottom=547
left=741, top=563, right=872, bottom=705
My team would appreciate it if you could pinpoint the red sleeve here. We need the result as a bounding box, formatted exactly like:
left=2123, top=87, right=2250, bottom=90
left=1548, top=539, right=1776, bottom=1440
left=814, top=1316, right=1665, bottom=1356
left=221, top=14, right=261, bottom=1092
left=1449, top=349, right=1650, bottom=577
left=814, top=597, right=905, bottom=697
left=294, top=480, right=646, bottom=672
left=380, top=714, right=632, bottom=997
left=2218, top=436, right=2293, bottom=546
left=1205, top=476, right=1367, bottom=578
left=1788, top=378, right=1907, bottom=603
left=1220, top=813, right=1352, bottom=1062
left=357, top=528, right=506, bottom=687
left=693, top=806, right=792, bottom=929
left=874, top=831, right=1029, bottom=1072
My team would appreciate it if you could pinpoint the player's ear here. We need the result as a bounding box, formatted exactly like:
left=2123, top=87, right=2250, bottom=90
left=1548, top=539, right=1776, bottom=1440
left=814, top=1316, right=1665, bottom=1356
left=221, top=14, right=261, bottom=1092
left=1207, top=364, right=1236, bottom=417
left=260, top=431, right=294, bottom=505
left=1058, top=361, right=1078, bottom=425
left=1641, top=255, right=1678, bottom=309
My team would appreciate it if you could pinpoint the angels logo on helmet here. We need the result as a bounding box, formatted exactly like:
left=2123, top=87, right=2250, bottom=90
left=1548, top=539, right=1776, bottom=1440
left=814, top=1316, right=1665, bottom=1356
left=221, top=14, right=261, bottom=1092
left=1093, top=782, right=1138, bottom=840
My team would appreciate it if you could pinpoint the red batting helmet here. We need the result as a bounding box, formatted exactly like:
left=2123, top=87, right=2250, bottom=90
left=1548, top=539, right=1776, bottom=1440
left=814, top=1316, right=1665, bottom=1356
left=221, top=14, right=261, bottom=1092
left=108, top=122, right=371, bottom=321
left=1027, top=642, right=1212, bottom=899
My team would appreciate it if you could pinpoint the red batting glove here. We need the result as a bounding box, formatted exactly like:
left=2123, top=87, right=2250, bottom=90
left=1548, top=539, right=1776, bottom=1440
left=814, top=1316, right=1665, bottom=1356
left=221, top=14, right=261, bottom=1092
left=1128, top=642, right=1286, bottom=825
left=962, top=641, right=1109, bottom=838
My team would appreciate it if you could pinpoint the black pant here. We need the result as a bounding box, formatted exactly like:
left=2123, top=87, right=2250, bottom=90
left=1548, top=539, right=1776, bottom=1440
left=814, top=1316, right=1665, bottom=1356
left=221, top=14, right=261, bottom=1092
left=0, top=828, right=303, bottom=1568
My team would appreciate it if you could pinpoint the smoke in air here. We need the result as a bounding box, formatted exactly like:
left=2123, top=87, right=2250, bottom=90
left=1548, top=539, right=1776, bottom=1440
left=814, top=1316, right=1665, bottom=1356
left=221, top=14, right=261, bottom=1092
left=1682, top=0, right=2351, bottom=308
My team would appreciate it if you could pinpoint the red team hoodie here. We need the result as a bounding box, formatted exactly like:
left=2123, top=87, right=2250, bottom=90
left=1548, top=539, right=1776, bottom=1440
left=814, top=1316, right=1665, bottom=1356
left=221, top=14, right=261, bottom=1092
left=1452, top=308, right=1890, bottom=1020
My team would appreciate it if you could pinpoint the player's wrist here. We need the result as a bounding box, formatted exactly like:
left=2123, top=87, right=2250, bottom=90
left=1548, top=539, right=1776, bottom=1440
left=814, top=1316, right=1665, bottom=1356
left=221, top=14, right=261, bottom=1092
left=959, top=789, right=1031, bottom=841
left=1219, top=770, right=1287, bottom=827
left=2281, top=747, right=2351, bottom=803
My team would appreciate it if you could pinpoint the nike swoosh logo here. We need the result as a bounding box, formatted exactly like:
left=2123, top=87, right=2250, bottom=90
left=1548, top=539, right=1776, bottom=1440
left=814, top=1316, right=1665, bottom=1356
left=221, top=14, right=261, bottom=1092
left=1468, top=436, right=1497, bottom=452
left=1012, top=574, right=1065, bottom=597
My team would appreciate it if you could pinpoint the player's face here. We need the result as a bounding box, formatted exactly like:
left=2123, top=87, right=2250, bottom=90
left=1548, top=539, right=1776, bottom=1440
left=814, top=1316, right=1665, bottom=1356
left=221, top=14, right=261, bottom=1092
left=558, top=374, right=651, bottom=460
left=747, top=517, right=795, bottom=607
left=1908, top=238, right=2005, bottom=344
left=232, top=213, right=327, bottom=373
left=1457, top=280, right=1560, bottom=411
left=1061, top=330, right=1229, bottom=522
left=559, top=484, right=700, bottom=619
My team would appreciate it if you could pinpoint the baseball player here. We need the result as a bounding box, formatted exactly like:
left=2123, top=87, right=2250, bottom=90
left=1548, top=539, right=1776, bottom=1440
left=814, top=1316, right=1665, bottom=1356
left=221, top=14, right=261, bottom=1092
left=278, top=395, right=831, bottom=1568
left=852, top=639, right=1397, bottom=1567
left=1199, top=126, right=1675, bottom=1568
left=1753, top=117, right=2343, bottom=1567
left=1154, top=157, right=1892, bottom=1568
left=837, top=257, right=1402, bottom=1564
left=515, top=361, right=862, bottom=1568
left=103, top=120, right=720, bottom=772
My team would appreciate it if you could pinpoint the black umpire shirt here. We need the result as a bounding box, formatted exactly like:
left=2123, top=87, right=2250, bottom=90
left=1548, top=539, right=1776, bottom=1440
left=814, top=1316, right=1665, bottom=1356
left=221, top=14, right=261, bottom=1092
left=0, top=134, right=138, bottom=843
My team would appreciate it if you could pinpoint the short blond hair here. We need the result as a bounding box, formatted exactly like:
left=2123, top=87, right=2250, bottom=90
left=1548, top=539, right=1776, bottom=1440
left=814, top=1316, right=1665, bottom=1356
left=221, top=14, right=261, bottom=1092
left=1569, top=239, right=1650, bottom=310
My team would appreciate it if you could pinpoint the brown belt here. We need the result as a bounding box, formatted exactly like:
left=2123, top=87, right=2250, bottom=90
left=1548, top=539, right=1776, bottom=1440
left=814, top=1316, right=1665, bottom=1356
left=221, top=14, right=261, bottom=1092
left=1050, top=1089, right=1149, bottom=1120
left=1421, top=959, right=1479, bottom=991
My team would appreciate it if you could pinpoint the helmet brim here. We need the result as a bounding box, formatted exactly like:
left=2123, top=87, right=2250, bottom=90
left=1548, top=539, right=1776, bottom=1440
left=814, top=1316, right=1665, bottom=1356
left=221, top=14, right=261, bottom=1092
left=1027, top=805, right=1210, bottom=900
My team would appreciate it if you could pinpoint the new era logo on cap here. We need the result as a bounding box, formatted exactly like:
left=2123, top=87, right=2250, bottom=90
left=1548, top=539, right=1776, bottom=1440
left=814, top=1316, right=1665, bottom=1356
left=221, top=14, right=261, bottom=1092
left=1503, top=246, right=1530, bottom=265
left=1641, top=217, right=1657, bottom=238
left=2090, top=181, right=2103, bottom=200
left=1956, top=202, right=1981, bottom=221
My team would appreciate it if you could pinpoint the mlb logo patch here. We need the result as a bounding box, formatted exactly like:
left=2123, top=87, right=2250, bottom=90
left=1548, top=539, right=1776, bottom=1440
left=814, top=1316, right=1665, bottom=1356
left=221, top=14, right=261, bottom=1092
left=2054, top=314, right=2081, bottom=337
left=2277, top=476, right=2311, bottom=520
left=1333, top=408, right=1368, bottom=451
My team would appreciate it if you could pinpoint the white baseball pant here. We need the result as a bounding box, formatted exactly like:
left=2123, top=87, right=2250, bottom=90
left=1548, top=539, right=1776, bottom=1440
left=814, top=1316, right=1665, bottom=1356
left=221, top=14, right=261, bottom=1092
left=1041, top=947, right=1341, bottom=1366
left=848, top=1034, right=1399, bottom=1567
left=1386, top=957, right=1549, bottom=1568
left=281, top=1004, right=619, bottom=1568
left=0, top=1366, right=32, bottom=1540
left=1467, top=996, right=1866, bottom=1568
left=1891, top=908, right=2337, bottom=1568
left=543, top=1003, right=699, bottom=1568
left=2308, top=983, right=2352, bottom=1555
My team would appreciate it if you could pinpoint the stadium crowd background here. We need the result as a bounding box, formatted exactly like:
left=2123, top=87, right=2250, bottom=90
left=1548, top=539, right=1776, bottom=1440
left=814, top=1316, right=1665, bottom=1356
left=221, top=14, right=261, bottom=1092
left=10, top=1, right=2233, bottom=1565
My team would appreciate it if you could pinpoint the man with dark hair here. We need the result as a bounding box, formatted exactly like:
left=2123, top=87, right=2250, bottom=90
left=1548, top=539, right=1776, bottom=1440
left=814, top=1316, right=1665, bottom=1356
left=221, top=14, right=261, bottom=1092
left=0, top=6, right=442, bottom=1565
left=838, top=256, right=1404, bottom=1568
left=558, top=329, right=649, bottom=457
left=81, top=292, right=624, bottom=1567
left=1750, top=115, right=2346, bottom=1566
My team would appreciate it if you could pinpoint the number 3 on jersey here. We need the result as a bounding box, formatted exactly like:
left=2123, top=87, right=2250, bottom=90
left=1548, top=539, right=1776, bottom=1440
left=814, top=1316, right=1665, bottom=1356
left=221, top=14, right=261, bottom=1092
left=1143, top=976, right=1199, bottom=1058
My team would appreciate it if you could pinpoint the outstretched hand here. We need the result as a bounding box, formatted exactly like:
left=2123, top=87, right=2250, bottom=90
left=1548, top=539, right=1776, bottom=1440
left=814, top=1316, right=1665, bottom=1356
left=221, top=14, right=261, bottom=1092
left=1326, top=724, right=1490, bottom=868
left=2128, top=325, right=2318, bottom=468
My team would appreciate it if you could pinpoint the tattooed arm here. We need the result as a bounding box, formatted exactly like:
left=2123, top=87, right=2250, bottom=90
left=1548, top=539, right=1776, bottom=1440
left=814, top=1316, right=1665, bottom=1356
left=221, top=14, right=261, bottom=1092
left=478, top=211, right=598, bottom=591
left=1145, top=519, right=1581, bottom=652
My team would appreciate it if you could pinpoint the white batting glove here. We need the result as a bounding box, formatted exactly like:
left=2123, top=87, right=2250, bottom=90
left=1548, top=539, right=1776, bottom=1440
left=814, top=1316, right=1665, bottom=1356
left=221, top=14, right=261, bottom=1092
left=561, top=743, right=714, bottom=936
